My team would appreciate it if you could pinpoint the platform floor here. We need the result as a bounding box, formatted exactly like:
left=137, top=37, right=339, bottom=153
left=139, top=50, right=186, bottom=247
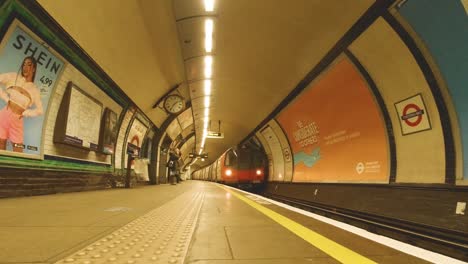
left=0, top=181, right=458, bottom=264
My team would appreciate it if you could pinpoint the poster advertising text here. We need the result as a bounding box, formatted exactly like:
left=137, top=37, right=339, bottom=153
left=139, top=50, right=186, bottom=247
left=0, top=23, right=64, bottom=159
left=277, top=58, right=389, bottom=183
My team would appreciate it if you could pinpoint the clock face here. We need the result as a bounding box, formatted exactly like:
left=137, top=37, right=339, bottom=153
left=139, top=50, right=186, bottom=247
left=163, top=94, right=185, bottom=114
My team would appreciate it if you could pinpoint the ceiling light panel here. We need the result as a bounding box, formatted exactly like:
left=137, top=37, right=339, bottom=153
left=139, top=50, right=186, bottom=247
left=204, top=96, right=210, bottom=108
left=204, top=19, right=213, bottom=53
left=204, top=0, right=215, bottom=12
left=203, top=55, right=213, bottom=78
left=204, top=80, right=212, bottom=95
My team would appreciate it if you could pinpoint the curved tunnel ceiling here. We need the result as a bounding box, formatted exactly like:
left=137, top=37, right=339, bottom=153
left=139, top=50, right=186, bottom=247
left=173, top=0, right=374, bottom=167
left=38, top=0, right=375, bottom=166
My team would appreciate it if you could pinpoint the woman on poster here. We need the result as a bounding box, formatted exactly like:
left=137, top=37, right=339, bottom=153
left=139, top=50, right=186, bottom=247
left=0, top=56, right=43, bottom=152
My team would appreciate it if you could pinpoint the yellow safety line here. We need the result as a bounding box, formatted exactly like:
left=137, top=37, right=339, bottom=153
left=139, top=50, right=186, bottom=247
left=220, top=186, right=377, bottom=264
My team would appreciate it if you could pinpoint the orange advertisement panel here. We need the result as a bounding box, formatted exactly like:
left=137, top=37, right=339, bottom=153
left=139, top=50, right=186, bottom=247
left=277, top=58, right=389, bottom=182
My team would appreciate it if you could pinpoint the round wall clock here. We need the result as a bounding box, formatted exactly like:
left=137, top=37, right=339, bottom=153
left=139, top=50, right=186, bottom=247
left=163, top=94, right=185, bottom=114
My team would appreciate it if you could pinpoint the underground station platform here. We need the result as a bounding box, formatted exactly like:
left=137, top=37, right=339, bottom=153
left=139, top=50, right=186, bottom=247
left=0, top=181, right=464, bottom=264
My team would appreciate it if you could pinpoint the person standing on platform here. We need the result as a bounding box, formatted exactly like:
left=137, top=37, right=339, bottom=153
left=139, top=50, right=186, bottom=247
left=175, top=148, right=183, bottom=183
left=168, top=147, right=181, bottom=185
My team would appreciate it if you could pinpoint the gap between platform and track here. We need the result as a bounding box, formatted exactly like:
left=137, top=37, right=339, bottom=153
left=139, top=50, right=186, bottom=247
left=219, top=184, right=467, bottom=264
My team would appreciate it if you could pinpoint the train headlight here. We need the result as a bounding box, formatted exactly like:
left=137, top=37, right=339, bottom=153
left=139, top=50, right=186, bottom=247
left=256, top=169, right=262, bottom=175
left=225, top=169, right=232, bottom=176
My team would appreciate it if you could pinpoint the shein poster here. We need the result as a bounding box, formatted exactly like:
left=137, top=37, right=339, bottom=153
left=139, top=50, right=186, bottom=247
left=0, top=21, right=64, bottom=159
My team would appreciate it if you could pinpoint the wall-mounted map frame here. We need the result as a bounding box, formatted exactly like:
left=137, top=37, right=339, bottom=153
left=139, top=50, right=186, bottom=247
left=54, top=81, right=103, bottom=151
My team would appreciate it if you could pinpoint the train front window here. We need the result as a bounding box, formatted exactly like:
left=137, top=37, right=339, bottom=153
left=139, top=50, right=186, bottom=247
left=236, top=150, right=265, bottom=169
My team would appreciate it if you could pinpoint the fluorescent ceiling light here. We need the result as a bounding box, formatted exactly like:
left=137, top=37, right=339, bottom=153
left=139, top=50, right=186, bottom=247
left=204, top=107, right=209, bottom=117
left=205, top=37, right=212, bottom=53
left=201, top=136, right=206, bottom=148
left=204, top=0, right=215, bottom=12
left=204, top=80, right=211, bottom=95
left=204, top=56, right=212, bottom=78
left=204, top=55, right=213, bottom=66
left=205, top=19, right=213, bottom=52
left=204, top=96, right=210, bottom=108
left=204, top=65, right=212, bottom=79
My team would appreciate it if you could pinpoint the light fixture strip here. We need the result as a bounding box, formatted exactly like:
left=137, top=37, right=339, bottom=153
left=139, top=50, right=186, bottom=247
left=204, top=19, right=213, bottom=53
left=204, top=79, right=211, bottom=95
left=204, top=0, right=215, bottom=12
left=200, top=0, right=216, bottom=160
left=204, top=56, right=212, bottom=79
left=204, top=96, right=210, bottom=108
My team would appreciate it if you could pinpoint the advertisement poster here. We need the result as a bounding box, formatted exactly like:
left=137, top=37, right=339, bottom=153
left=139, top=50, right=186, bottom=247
left=0, top=22, right=64, bottom=158
left=277, top=58, right=389, bottom=182
left=124, top=118, right=148, bottom=168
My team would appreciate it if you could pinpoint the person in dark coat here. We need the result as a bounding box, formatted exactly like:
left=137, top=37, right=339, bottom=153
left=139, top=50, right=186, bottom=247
left=168, top=148, right=181, bottom=184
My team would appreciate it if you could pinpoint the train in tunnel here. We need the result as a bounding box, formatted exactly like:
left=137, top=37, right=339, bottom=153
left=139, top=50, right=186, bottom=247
left=191, top=141, right=268, bottom=189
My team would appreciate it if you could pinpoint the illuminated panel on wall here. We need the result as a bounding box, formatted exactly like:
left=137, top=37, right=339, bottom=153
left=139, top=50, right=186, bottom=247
left=277, top=57, right=389, bottom=183
left=399, top=0, right=468, bottom=181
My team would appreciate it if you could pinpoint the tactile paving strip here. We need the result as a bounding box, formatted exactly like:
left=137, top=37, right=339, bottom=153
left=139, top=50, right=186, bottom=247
left=54, top=191, right=204, bottom=264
